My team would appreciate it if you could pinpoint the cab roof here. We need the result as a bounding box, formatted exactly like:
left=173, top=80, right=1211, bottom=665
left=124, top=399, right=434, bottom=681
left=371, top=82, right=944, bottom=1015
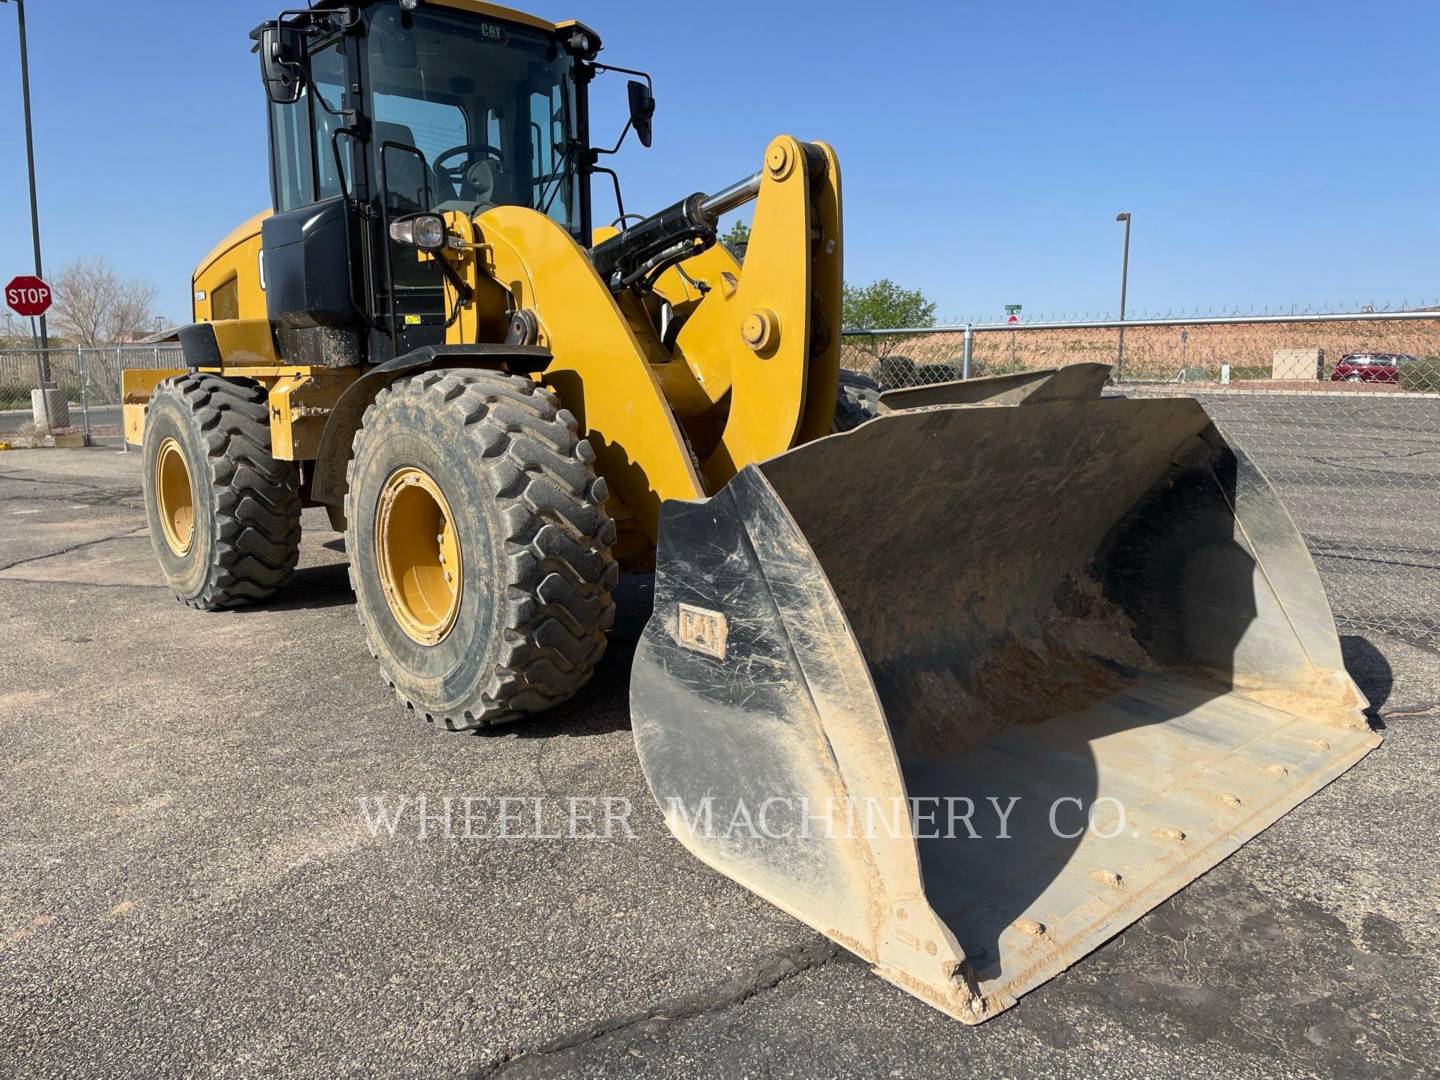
left=310, top=0, right=597, bottom=44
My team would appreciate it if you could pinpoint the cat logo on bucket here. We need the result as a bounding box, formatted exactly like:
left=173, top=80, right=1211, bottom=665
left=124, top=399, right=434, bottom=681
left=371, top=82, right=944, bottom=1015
left=677, top=603, right=727, bottom=661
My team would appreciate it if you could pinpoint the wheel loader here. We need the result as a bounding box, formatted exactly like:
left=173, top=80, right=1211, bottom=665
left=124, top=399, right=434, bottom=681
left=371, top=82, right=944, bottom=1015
left=126, top=0, right=1379, bottom=1023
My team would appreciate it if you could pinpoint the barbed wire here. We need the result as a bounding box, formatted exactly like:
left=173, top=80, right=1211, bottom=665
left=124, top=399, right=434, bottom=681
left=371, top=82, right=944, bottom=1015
left=936, top=298, right=1440, bottom=327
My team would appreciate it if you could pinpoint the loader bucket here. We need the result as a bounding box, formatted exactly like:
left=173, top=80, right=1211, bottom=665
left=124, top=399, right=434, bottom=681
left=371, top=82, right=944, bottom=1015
left=630, top=385, right=1379, bottom=1023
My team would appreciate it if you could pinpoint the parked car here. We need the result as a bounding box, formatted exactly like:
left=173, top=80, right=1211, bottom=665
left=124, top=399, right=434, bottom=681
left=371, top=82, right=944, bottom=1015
left=1331, top=352, right=1419, bottom=383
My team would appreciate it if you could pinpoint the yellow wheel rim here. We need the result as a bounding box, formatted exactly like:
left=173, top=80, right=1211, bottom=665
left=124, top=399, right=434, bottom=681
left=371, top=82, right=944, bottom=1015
left=155, top=437, right=196, bottom=557
left=375, top=466, right=462, bottom=646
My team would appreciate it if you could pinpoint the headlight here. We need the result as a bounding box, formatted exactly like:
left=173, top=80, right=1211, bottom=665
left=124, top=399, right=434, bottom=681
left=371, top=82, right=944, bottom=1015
left=390, top=214, right=447, bottom=252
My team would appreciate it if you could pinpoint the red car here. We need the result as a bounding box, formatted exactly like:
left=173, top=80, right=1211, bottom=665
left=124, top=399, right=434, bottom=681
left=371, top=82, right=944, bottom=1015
left=1331, top=352, right=1416, bottom=383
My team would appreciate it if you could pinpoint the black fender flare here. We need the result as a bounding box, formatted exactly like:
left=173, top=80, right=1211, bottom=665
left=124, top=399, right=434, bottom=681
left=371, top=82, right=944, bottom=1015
left=176, top=323, right=222, bottom=368
left=311, top=343, right=551, bottom=506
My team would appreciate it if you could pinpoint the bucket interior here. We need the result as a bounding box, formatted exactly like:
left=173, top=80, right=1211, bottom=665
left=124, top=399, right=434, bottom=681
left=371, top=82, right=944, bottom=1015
left=758, top=397, right=1373, bottom=1002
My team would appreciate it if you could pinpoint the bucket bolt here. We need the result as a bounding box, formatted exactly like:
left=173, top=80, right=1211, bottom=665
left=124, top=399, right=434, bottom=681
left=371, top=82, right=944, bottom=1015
left=766, top=141, right=794, bottom=180
left=741, top=309, right=778, bottom=352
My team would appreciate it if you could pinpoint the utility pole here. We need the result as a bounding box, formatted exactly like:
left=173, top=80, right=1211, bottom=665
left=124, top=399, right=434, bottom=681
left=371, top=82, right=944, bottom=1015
left=1114, top=212, right=1132, bottom=381
left=3, top=0, right=51, bottom=379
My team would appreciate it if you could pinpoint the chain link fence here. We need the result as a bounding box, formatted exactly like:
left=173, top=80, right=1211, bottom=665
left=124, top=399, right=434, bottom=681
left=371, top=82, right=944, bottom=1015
left=843, top=309, right=1440, bottom=646
left=0, top=344, right=184, bottom=446
left=4, top=317, right=1437, bottom=645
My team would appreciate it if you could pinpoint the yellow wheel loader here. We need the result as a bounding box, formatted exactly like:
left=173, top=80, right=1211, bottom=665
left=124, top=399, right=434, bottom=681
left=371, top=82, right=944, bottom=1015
left=126, top=0, right=1379, bottom=1023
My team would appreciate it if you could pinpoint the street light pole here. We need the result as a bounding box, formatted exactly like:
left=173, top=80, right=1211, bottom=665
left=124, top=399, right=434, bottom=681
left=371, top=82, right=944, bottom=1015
left=3, top=0, right=50, bottom=377
left=1115, top=212, right=1131, bottom=381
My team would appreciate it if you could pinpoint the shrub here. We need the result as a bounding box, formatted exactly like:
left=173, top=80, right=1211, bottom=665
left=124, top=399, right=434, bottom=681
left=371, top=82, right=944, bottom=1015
left=1401, top=356, right=1440, bottom=392
left=873, top=355, right=917, bottom=389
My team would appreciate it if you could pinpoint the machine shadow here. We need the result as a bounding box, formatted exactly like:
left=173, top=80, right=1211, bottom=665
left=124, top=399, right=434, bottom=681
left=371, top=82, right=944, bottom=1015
left=243, top=562, right=357, bottom=612
left=1339, top=635, right=1392, bottom=728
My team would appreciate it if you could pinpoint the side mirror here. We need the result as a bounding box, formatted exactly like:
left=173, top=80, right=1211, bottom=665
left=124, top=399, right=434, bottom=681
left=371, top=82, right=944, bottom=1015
left=259, top=24, right=306, bottom=105
left=627, top=80, right=655, bottom=148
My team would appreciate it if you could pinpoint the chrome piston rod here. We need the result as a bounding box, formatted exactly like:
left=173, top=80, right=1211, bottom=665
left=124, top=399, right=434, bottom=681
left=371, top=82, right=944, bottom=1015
left=699, top=171, right=761, bottom=222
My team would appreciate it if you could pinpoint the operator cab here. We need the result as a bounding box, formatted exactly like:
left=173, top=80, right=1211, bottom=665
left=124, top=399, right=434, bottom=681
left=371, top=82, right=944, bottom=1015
left=253, top=1, right=605, bottom=366
left=363, top=5, right=582, bottom=223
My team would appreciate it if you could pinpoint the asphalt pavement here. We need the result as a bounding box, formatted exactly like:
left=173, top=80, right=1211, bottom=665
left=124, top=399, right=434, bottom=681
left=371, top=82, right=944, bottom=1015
left=1, top=446, right=1438, bottom=1079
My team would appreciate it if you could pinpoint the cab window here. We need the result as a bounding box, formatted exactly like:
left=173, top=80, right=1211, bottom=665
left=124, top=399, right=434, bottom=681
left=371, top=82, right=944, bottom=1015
left=267, top=38, right=351, bottom=211
left=269, top=94, right=315, bottom=211
left=310, top=41, right=352, bottom=200
left=364, top=2, right=578, bottom=228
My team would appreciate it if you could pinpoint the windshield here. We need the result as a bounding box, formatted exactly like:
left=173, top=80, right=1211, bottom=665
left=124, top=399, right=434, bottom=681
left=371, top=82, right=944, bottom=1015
left=366, top=2, right=578, bottom=229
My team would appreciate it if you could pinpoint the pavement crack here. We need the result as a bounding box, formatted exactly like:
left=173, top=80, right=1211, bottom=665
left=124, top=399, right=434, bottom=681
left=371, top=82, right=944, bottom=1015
left=1383, top=699, right=1440, bottom=718
left=0, top=528, right=149, bottom=572
left=0, top=471, right=138, bottom=498
left=0, top=575, right=166, bottom=592
left=467, top=936, right=845, bottom=1079
left=6, top=489, right=140, bottom=507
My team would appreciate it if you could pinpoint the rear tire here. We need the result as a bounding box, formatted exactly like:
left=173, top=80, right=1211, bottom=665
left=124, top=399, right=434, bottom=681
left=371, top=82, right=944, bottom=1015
left=142, top=373, right=302, bottom=609
left=835, top=369, right=883, bottom=431
left=345, top=370, right=618, bottom=729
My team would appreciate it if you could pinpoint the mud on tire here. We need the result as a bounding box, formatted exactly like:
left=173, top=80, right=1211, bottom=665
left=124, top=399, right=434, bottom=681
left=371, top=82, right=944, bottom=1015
left=142, top=373, right=302, bottom=609
left=345, top=369, right=618, bottom=729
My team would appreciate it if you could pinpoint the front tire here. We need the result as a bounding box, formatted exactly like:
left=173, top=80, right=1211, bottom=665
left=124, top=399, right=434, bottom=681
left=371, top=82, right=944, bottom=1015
left=142, top=373, right=302, bottom=609
left=346, top=370, right=618, bottom=729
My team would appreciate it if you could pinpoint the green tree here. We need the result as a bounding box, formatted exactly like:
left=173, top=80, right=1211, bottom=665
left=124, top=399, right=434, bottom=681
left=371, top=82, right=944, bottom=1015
left=720, top=219, right=750, bottom=261
left=842, top=278, right=936, bottom=330
left=842, top=278, right=937, bottom=366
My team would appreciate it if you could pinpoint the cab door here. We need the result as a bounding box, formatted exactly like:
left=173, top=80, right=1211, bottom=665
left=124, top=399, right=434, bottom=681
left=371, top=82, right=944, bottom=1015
left=262, top=33, right=368, bottom=368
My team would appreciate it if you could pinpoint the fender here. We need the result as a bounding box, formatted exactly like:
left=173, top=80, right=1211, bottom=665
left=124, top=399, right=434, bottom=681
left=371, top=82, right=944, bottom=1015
left=177, top=319, right=279, bottom=368
left=310, top=343, right=551, bottom=507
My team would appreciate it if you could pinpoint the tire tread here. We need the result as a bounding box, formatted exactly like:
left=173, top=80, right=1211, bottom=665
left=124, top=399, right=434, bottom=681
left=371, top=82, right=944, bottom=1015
left=151, top=373, right=301, bottom=609
left=835, top=369, right=883, bottom=431
left=345, top=370, right=616, bottom=729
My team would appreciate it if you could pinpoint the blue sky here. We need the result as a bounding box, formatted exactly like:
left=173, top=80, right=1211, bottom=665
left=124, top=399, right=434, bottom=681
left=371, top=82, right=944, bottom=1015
left=1, top=0, right=1436, bottom=325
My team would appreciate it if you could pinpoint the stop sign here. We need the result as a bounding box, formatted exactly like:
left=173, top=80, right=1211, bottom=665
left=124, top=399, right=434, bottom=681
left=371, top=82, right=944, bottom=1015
left=5, top=275, right=52, bottom=317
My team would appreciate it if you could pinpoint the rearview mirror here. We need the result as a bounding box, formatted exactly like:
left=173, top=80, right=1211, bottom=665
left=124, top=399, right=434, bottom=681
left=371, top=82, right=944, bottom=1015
left=259, top=24, right=306, bottom=105
left=627, top=80, right=655, bottom=148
